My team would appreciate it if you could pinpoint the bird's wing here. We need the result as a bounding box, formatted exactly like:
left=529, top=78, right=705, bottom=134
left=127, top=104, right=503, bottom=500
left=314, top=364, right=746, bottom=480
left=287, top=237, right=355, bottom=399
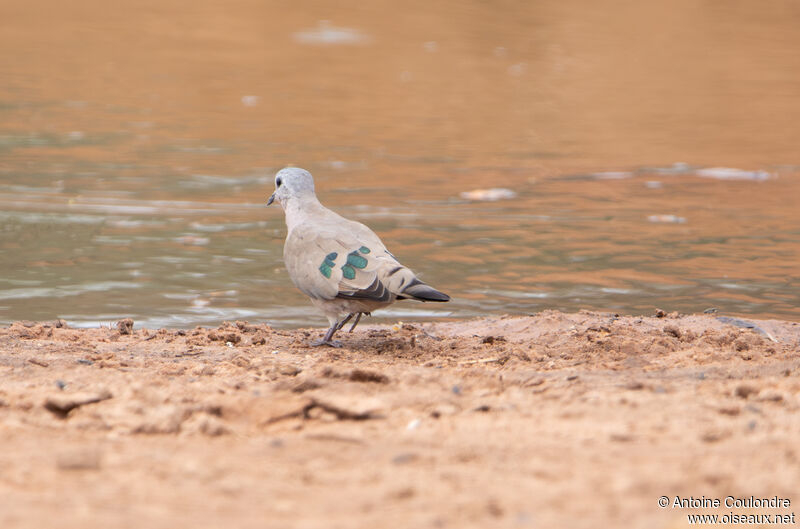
left=285, top=214, right=450, bottom=303
left=284, top=220, right=398, bottom=303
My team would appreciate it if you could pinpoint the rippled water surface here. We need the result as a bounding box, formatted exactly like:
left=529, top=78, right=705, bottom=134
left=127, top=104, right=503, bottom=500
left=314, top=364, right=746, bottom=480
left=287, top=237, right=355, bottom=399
left=2, top=0, right=799, bottom=327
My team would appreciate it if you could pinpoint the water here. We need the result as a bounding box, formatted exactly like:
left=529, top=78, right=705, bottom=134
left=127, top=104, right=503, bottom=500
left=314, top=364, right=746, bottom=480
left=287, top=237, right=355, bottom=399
left=2, top=0, right=799, bottom=328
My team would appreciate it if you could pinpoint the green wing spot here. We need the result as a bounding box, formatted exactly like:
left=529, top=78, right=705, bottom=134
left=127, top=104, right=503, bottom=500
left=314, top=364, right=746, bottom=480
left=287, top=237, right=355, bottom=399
left=341, top=264, right=356, bottom=280
left=347, top=251, right=368, bottom=269
left=319, top=263, right=332, bottom=278
left=321, top=252, right=338, bottom=269
left=359, top=246, right=370, bottom=254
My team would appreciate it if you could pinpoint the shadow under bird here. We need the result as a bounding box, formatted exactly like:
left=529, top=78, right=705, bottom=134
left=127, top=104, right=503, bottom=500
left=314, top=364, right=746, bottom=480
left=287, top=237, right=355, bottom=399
left=267, top=167, right=450, bottom=346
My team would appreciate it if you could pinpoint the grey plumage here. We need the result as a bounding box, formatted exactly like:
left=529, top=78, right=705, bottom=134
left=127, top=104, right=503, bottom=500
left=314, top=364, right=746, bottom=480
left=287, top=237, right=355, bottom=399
left=268, top=167, right=450, bottom=346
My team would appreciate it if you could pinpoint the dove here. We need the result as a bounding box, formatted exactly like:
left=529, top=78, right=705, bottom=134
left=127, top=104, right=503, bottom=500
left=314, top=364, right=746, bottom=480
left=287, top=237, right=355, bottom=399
left=267, top=167, right=450, bottom=347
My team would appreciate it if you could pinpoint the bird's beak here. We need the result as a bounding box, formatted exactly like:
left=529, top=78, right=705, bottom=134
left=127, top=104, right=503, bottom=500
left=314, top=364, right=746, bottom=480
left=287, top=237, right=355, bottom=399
left=267, top=192, right=275, bottom=206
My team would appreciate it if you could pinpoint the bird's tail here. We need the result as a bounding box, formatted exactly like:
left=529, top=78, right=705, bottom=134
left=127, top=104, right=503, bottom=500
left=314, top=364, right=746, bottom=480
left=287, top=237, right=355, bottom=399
left=401, top=279, right=450, bottom=302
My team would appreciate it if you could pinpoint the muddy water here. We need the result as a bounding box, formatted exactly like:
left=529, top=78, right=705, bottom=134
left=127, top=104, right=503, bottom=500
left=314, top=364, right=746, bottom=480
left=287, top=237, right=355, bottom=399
left=1, top=0, right=799, bottom=327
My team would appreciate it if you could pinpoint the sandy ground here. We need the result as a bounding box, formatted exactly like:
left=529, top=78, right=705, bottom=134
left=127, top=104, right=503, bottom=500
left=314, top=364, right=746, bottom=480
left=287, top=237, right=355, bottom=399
left=1, top=311, right=799, bottom=529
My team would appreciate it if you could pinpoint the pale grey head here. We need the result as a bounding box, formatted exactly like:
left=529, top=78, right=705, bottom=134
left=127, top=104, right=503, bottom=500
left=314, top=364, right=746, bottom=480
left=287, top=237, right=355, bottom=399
left=267, top=167, right=316, bottom=207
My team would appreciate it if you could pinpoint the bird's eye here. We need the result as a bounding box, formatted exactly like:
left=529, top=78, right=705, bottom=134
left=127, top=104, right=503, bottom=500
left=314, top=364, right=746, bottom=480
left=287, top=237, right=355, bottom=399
left=276, top=177, right=283, bottom=187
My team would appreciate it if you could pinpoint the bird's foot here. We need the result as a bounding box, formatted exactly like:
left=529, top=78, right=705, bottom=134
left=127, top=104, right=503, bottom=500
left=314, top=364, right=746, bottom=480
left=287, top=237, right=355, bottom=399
left=310, top=338, right=343, bottom=348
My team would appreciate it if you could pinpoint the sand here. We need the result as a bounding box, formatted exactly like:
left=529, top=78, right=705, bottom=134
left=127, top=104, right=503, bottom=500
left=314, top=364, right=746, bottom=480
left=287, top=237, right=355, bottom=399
left=1, top=311, right=799, bottom=528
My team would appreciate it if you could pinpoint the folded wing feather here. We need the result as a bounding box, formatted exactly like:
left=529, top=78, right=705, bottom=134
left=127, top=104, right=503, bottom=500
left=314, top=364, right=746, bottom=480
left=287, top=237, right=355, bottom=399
left=285, top=220, right=448, bottom=304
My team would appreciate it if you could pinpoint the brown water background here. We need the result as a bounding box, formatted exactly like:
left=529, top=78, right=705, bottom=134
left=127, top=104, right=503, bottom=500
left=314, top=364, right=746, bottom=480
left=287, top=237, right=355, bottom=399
left=1, top=0, right=799, bottom=328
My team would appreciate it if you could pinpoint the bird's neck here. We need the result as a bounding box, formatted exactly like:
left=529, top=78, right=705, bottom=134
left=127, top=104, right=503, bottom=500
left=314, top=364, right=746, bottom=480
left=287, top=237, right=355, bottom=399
left=283, top=194, right=326, bottom=231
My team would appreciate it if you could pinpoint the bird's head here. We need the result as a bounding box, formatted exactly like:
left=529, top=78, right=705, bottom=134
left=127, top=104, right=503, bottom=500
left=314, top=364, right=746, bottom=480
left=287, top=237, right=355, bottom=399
left=267, top=167, right=316, bottom=207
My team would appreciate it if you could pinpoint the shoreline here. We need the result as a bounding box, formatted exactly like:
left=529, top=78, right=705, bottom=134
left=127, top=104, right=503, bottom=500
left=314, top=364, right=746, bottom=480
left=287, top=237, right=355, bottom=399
left=1, top=310, right=798, bottom=528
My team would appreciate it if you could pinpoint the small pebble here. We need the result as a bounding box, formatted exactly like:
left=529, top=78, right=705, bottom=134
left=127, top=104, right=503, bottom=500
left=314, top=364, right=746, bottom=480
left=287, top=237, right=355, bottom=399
left=116, top=318, right=134, bottom=335
left=735, top=384, right=759, bottom=399
left=392, top=453, right=419, bottom=464
left=57, top=449, right=101, bottom=471
left=406, top=418, right=421, bottom=431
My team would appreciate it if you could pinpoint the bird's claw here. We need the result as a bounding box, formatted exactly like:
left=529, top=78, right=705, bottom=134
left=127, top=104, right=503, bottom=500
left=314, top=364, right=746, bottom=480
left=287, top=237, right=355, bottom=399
left=310, top=339, right=343, bottom=348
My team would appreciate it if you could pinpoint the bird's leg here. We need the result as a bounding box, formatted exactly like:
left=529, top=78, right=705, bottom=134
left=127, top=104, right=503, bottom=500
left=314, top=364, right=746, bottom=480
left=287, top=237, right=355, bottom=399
left=336, top=313, right=354, bottom=331
left=348, top=312, right=364, bottom=333
left=311, top=323, right=343, bottom=348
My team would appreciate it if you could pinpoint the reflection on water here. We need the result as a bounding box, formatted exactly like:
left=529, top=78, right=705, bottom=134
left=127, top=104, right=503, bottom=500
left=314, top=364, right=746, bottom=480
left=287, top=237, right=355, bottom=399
left=1, top=0, right=799, bottom=327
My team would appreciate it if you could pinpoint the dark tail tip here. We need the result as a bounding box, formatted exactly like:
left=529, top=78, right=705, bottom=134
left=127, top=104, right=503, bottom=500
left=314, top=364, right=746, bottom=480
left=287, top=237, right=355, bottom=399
left=402, top=282, right=450, bottom=302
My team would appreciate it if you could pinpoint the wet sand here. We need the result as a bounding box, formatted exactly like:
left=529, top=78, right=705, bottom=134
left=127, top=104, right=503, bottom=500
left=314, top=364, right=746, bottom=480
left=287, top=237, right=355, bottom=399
left=1, top=311, right=798, bottom=528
